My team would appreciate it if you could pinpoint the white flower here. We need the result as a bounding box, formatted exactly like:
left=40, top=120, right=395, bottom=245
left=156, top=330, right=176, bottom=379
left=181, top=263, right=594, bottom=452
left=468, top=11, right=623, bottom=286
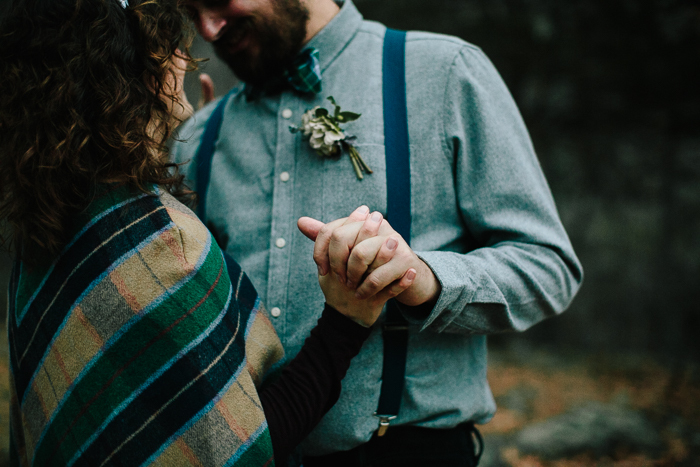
left=324, top=128, right=344, bottom=146
left=301, top=107, right=320, bottom=136
left=301, top=113, right=345, bottom=157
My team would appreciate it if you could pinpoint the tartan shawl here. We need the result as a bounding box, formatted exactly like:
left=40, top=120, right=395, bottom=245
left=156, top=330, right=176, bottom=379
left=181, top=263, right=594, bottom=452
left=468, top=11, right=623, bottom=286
left=7, top=185, right=284, bottom=467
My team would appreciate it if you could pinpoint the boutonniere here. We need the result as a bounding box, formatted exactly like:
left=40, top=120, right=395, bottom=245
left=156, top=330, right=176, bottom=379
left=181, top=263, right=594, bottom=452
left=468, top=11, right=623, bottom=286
left=290, top=96, right=373, bottom=180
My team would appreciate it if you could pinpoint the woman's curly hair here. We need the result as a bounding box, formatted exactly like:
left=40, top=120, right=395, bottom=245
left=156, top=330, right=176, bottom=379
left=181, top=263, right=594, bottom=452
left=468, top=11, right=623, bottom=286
left=0, top=0, right=197, bottom=265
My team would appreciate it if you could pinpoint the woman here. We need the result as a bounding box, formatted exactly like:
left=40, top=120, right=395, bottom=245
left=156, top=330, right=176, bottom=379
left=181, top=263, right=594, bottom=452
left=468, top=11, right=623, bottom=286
left=0, top=0, right=415, bottom=465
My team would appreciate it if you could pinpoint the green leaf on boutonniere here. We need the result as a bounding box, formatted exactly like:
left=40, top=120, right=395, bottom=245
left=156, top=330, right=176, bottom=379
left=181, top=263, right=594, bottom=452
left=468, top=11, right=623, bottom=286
left=337, top=111, right=361, bottom=123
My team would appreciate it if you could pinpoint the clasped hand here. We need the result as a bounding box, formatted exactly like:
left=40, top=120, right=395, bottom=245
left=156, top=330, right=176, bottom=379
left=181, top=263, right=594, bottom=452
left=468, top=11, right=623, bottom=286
left=297, top=206, right=441, bottom=327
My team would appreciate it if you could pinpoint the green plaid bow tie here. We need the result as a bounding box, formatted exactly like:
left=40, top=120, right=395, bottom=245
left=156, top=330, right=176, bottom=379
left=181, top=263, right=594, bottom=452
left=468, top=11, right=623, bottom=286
left=283, top=47, right=322, bottom=94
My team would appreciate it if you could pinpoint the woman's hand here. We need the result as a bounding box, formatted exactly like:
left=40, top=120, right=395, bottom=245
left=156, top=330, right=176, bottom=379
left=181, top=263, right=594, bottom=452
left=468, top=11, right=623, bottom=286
left=318, top=244, right=416, bottom=327
left=298, top=208, right=441, bottom=310
left=298, top=207, right=418, bottom=327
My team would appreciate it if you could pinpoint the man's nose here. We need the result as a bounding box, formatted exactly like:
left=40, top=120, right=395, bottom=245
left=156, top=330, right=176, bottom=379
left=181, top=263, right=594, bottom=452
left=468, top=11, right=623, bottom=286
left=197, top=11, right=227, bottom=42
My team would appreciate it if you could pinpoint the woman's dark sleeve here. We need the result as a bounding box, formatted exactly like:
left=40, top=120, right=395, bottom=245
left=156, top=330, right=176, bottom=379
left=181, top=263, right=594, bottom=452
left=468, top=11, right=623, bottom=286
left=258, top=304, right=372, bottom=465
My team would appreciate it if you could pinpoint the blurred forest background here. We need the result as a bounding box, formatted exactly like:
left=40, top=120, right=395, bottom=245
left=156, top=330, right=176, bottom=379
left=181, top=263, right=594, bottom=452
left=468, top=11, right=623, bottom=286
left=1, top=0, right=699, bottom=465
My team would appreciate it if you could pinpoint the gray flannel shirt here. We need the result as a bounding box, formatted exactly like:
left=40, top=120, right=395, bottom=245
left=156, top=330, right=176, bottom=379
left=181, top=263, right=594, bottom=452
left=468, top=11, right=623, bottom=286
left=171, top=0, right=583, bottom=455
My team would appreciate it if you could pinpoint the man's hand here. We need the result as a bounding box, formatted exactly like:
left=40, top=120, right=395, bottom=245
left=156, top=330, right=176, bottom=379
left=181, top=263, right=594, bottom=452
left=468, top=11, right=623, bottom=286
left=297, top=206, right=417, bottom=327
left=297, top=209, right=442, bottom=308
left=164, top=52, right=195, bottom=124
left=319, top=266, right=416, bottom=327
left=197, top=73, right=215, bottom=109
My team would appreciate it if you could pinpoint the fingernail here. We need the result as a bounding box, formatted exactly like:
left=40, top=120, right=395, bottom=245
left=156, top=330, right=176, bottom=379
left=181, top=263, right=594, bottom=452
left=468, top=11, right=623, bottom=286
left=318, top=265, right=326, bottom=276
left=406, top=269, right=416, bottom=281
left=387, top=238, right=398, bottom=250
left=371, top=211, right=382, bottom=223
left=358, top=205, right=369, bottom=214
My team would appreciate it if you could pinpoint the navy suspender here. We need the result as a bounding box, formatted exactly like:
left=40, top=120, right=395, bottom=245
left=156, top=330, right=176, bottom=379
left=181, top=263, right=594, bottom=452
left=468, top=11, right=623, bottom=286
left=374, top=28, right=410, bottom=436
left=194, top=89, right=235, bottom=220
left=193, top=29, right=411, bottom=437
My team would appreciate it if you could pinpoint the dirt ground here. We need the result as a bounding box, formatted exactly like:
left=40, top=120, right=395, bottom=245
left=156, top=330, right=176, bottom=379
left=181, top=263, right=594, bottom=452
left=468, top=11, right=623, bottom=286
left=480, top=344, right=700, bottom=466
left=0, top=329, right=698, bottom=467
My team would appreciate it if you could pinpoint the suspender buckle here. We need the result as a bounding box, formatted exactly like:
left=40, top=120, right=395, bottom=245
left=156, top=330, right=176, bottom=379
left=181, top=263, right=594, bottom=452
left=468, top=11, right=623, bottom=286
left=373, top=413, right=397, bottom=437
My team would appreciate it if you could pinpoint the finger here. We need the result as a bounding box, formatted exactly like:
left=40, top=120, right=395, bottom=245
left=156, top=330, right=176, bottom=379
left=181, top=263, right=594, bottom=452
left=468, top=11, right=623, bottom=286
left=373, top=268, right=417, bottom=305
left=376, top=218, right=401, bottom=237
left=345, top=235, right=397, bottom=289
left=314, top=217, right=350, bottom=275
left=327, top=221, right=368, bottom=284
left=313, top=206, right=369, bottom=275
left=297, top=216, right=325, bottom=241
left=362, top=236, right=400, bottom=279
left=353, top=211, right=384, bottom=246
left=355, top=252, right=413, bottom=300
left=329, top=210, right=379, bottom=285
left=198, top=73, right=215, bottom=109
left=343, top=205, right=371, bottom=224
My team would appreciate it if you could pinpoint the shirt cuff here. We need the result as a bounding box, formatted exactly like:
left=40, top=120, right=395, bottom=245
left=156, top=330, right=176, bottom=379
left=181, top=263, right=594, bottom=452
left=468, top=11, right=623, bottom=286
left=412, top=250, right=479, bottom=332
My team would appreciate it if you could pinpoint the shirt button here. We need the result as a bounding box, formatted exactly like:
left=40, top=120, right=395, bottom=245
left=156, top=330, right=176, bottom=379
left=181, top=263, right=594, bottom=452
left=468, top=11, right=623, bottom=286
left=270, top=307, right=282, bottom=318
left=281, top=109, right=293, bottom=119
left=275, top=238, right=286, bottom=248
left=280, top=171, right=290, bottom=182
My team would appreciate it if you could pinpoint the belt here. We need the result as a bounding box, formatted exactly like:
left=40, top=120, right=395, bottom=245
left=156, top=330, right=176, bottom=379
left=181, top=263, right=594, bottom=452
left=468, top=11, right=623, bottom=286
left=302, top=422, right=483, bottom=467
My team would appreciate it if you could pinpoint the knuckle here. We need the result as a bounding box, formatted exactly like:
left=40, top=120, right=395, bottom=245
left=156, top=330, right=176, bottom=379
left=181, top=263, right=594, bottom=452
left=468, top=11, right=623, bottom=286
left=352, top=244, right=371, bottom=264
left=313, top=250, right=327, bottom=261
left=365, top=275, right=383, bottom=291
left=318, top=225, right=332, bottom=238
left=330, top=230, right=344, bottom=244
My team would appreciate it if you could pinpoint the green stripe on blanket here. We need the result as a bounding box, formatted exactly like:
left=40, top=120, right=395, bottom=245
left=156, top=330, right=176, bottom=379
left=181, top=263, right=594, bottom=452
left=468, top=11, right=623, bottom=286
left=9, top=185, right=284, bottom=467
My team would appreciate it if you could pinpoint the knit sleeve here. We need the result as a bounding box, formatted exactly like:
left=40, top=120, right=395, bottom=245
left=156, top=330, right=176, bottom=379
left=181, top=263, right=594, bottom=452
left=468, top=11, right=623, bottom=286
left=259, top=304, right=372, bottom=465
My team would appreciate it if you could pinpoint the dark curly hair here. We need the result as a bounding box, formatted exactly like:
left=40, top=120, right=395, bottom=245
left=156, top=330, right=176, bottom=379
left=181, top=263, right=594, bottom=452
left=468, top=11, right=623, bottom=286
left=0, top=0, right=197, bottom=265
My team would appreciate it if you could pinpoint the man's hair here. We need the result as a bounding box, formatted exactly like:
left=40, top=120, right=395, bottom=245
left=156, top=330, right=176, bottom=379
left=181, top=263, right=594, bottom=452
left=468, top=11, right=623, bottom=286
left=0, top=0, right=197, bottom=265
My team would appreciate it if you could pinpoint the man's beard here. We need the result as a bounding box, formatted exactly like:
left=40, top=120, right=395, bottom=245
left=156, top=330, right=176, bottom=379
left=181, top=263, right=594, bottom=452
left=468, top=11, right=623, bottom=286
left=213, top=0, right=309, bottom=87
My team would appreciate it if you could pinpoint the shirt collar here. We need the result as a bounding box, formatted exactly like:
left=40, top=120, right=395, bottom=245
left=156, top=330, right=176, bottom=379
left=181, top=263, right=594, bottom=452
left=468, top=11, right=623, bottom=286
left=306, top=0, right=364, bottom=74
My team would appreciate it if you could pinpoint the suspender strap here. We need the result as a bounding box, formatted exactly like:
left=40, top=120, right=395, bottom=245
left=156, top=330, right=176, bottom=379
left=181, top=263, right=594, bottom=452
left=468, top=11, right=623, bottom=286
left=194, top=90, right=236, bottom=221
left=375, top=28, right=410, bottom=436
left=382, top=29, right=411, bottom=243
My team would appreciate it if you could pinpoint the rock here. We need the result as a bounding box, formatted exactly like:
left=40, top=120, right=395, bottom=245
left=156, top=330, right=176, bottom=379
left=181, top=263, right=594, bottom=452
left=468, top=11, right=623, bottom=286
left=479, top=434, right=513, bottom=467
left=497, top=384, right=539, bottom=418
left=515, top=401, right=662, bottom=459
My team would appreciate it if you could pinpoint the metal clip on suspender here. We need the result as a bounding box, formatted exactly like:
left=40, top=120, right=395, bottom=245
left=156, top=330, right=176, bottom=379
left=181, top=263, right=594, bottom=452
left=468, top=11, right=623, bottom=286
left=373, top=28, right=411, bottom=437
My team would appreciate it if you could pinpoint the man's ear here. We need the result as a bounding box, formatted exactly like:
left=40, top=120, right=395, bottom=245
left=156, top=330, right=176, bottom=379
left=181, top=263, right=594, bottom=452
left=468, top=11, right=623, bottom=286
left=297, top=216, right=325, bottom=241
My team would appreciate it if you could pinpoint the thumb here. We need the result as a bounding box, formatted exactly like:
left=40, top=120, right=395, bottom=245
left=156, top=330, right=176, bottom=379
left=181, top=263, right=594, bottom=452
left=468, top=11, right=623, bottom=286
left=297, top=217, right=325, bottom=241
left=198, top=73, right=215, bottom=109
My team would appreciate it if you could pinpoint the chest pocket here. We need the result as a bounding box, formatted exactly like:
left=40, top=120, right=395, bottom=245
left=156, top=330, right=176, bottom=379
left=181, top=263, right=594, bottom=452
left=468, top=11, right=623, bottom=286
left=322, top=143, right=388, bottom=220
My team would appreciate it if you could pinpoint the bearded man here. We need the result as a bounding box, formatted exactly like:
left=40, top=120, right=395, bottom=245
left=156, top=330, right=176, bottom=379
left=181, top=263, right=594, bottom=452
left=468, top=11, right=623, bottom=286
left=171, top=0, right=583, bottom=465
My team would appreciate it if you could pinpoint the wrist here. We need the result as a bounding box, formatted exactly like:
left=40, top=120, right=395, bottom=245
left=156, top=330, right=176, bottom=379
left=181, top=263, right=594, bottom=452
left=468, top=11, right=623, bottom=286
left=323, top=303, right=373, bottom=330
left=396, top=259, right=441, bottom=306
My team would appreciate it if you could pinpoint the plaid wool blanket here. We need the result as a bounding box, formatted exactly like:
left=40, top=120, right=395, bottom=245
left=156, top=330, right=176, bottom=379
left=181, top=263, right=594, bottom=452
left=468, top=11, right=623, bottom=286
left=8, top=185, right=284, bottom=466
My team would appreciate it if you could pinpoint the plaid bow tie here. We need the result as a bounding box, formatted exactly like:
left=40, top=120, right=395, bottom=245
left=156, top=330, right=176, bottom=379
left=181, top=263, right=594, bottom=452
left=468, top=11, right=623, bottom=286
left=283, top=47, right=322, bottom=94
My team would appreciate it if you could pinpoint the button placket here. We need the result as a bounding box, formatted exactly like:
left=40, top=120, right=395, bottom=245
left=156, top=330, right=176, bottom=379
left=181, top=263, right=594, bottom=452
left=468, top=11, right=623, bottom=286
left=266, top=95, right=300, bottom=340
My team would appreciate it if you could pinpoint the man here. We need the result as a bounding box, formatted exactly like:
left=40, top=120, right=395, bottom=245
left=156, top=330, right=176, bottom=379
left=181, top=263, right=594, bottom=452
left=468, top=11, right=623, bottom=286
left=171, top=0, right=583, bottom=464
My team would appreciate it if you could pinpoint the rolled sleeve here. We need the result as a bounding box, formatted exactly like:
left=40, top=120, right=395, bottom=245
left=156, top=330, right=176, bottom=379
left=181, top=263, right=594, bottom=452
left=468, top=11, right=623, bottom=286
left=412, top=45, right=583, bottom=335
